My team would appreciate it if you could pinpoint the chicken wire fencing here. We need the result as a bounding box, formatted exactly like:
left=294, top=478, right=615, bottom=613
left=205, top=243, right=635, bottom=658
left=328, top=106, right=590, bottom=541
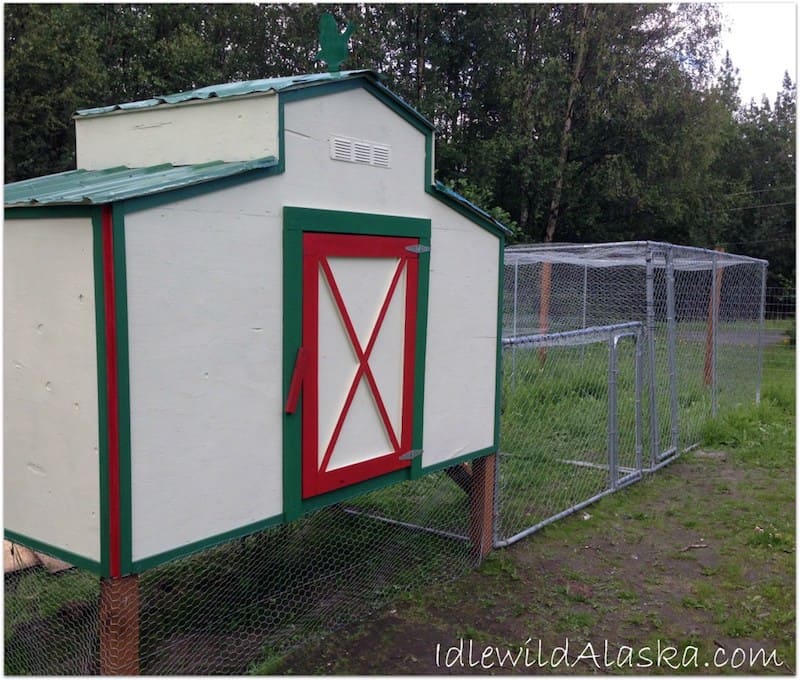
left=5, top=240, right=769, bottom=675
left=5, top=470, right=478, bottom=675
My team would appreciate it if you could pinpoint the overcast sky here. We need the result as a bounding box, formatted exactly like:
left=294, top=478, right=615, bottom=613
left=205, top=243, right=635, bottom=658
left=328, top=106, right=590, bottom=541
left=718, top=2, right=797, bottom=106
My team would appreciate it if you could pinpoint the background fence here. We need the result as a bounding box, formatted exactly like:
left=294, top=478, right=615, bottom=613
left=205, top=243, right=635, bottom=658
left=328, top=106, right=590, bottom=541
left=503, top=242, right=769, bottom=459
left=5, top=242, right=788, bottom=675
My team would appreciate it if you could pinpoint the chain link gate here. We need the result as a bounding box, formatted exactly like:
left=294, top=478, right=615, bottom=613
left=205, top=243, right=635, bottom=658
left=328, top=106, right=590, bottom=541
left=495, top=323, right=644, bottom=546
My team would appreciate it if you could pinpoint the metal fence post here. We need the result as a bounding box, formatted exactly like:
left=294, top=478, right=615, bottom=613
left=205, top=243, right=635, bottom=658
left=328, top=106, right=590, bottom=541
left=665, top=247, right=680, bottom=453
left=645, top=251, right=659, bottom=469
left=756, top=263, right=767, bottom=405
left=607, top=331, right=619, bottom=491
left=634, top=325, right=644, bottom=473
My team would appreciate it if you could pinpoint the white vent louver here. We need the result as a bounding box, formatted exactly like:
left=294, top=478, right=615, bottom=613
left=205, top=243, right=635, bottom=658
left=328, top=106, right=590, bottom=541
left=330, top=136, right=391, bottom=168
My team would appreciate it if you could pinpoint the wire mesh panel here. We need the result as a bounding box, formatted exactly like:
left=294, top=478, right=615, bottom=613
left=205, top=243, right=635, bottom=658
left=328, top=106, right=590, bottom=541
left=137, top=475, right=474, bottom=675
left=672, top=264, right=714, bottom=449
left=715, top=262, right=767, bottom=413
left=505, top=242, right=768, bottom=458
left=5, top=470, right=476, bottom=675
left=496, top=324, right=643, bottom=546
left=5, top=559, right=100, bottom=675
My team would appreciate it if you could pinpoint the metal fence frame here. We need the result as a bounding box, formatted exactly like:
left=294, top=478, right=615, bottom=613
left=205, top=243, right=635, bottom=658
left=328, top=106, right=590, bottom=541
left=504, top=241, right=768, bottom=456
left=495, top=322, right=645, bottom=547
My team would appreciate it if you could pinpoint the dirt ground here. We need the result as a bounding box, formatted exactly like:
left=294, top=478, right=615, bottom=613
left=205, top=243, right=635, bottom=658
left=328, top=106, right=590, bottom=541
left=275, top=450, right=795, bottom=675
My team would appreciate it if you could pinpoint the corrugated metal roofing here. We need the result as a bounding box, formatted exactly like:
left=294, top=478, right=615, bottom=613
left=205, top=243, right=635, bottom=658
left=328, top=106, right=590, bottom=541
left=76, top=70, right=376, bottom=117
left=73, top=69, right=433, bottom=131
left=4, top=157, right=277, bottom=207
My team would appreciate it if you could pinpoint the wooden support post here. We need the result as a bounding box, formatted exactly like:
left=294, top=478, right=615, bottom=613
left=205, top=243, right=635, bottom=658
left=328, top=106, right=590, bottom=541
left=469, top=454, right=496, bottom=559
left=100, top=575, right=140, bottom=675
left=704, top=248, right=725, bottom=386
left=444, top=462, right=473, bottom=495
left=538, top=262, right=552, bottom=366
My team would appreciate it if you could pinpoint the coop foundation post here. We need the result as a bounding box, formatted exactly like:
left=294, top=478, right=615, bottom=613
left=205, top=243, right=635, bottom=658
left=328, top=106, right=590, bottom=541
left=99, top=575, right=140, bottom=675
left=469, top=454, right=496, bottom=558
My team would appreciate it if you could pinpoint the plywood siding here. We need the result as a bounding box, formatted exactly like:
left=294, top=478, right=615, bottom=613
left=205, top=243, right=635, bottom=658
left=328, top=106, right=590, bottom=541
left=420, top=202, right=500, bottom=468
left=125, top=203, right=284, bottom=562
left=282, top=88, right=425, bottom=210
left=75, top=94, right=280, bottom=170
left=4, top=217, right=101, bottom=562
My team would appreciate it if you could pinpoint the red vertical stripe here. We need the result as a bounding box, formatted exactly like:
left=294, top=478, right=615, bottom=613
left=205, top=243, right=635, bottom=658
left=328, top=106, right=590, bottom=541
left=102, top=205, right=121, bottom=578
left=401, top=253, right=419, bottom=452
left=301, top=236, right=320, bottom=497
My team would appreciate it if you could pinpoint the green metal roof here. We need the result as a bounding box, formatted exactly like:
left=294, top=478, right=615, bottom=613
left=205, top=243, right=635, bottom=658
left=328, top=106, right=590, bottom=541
left=4, top=157, right=277, bottom=207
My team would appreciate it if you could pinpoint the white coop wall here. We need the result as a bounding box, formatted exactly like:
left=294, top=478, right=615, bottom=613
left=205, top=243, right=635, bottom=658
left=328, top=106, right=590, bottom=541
left=124, top=82, right=501, bottom=560
left=124, top=199, right=284, bottom=562
left=4, top=217, right=101, bottom=561
left=420, top=201, right=499, bottom=469
left=75, top=94, right=280, bottom=170
left=281, top=87, right=425, bottom=209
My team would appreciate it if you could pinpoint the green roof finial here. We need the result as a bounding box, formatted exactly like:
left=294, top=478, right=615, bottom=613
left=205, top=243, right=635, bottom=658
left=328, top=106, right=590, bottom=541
left=316, top=13, right=355, bottom=74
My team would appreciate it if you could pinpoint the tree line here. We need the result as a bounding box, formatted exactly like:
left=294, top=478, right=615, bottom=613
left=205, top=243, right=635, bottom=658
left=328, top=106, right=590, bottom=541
left=4, top=3, right=795, bottom=286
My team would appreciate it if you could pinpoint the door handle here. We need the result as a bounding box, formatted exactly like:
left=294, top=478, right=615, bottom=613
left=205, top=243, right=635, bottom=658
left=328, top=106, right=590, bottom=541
left=285, top=347, right=306, bottom=414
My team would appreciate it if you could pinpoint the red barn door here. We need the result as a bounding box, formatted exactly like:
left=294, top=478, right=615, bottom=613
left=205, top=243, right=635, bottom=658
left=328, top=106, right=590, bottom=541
left=299, top=232, right=419, bottom=498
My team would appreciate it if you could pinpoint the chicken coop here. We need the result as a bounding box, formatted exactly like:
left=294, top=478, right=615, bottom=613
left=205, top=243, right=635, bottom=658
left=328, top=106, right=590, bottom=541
left=5, top=69, right=507, bottom=672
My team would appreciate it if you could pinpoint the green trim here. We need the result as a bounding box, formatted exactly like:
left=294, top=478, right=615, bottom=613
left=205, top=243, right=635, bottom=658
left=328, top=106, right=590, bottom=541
left=277, top=93, right=287, bottom=174
left=111, top=204, right=134, bottom=576
left=4, top=530, right=102, bottom=575
left=426, top=184, right=510, bottom=240
left=419, top=445, right=499, bottom=476
left=130, top=513, right=284, bottom=573
left=424, top=131, right=434, bottom=191
left=282, top=206, right=431, bottom=521
left=289, top=469, right=413, bottom=518
left=361, top=81, right=435, bottom=134
left=284, top=206, right=431, bottom=238
left=4, top=206, right=96, bottom=220
left=408, top=234, right=430, bottom=481
left=494, top=233, right=505, bottom=452
left=282, top=222, right=303, bottom=521
left=91, top=209, right=111, bottom=578
left=117, top=164, right=281, bottom=215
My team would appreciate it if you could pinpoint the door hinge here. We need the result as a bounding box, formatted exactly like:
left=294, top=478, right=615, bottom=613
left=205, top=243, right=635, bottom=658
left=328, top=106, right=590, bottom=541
left=399, top=448, right=423, bottom=461
left=405, top=244, right=430, bottom=254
